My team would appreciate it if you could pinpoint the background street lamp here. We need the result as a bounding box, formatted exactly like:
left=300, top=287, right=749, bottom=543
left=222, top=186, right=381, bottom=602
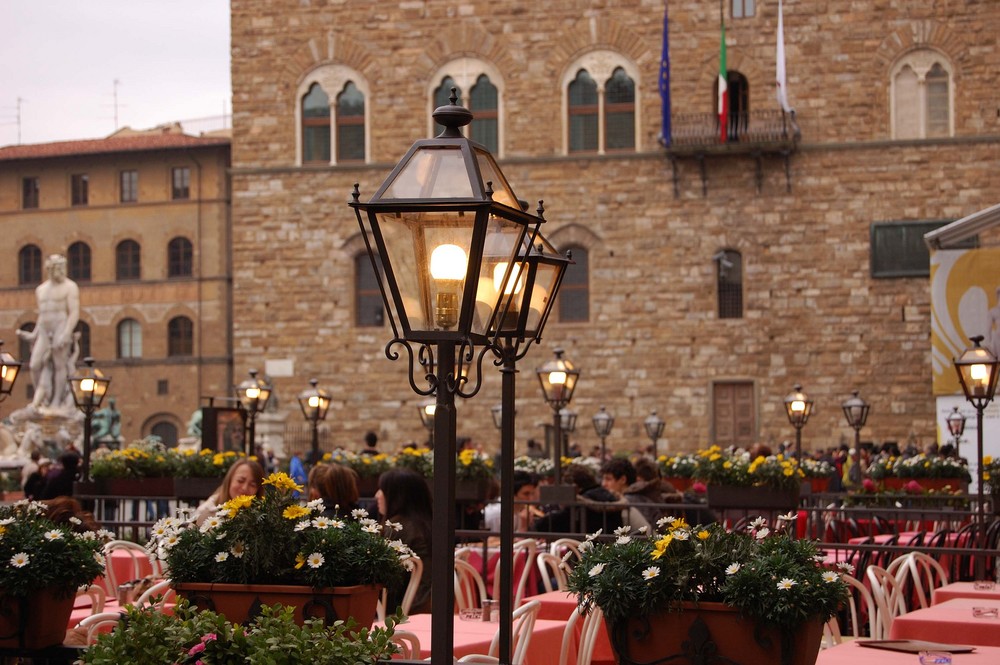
left=559, top=407, right=578, bottom=453
left=644, top=410, right=665, bottom=458
left=592, top=406, right=614, bottom=461
left=236, top=369, right=272, bottom=455
left=0, top=341, right=21, bottom=414
left=351, top=91, right=551, bottom=665
left=946, top=406, right=967, bottom=452
left=953, top=335, right=999, bottom=579
left=68, top=357, right=111, bottom=482
left=537, top=348, right=580, bottom=486
left=841, top=390, right=870, bottom=450
left=297, top=379, right=331, bottom=462
left=418, top=399, right=436, bottom=446
left=783, top=384, right=814, bottom=461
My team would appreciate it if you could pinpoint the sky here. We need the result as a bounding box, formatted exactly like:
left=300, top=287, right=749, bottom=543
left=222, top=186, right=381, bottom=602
left=0, top=1, right=231, bottom=147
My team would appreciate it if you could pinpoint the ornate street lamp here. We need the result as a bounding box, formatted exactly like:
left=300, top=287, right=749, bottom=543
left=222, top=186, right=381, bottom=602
left=350, top=91, right=556, bottom=665
left=297, top=379, right=331, bottom=462
left=946, top=406, right=967, bottom=452
left=783, top=384, right=814, bottom=461
left=841, top=390, right=870, bottom=451
left=418, top=399, right=436, bottom=445
left=592, top=406, right=614, bottom=460
left=0, top=341, right=21, bottom=413
left=68, top=357, right=111, bottom=482
left=644, top=410, right=665, bottom=458
left=236, top=369, right=272, bottom=455
left=953, top=335, right=999, bottom=579
left=537, top=348, right=580, bottom=486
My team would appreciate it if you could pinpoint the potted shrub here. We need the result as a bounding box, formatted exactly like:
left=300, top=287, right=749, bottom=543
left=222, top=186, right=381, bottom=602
left=0, top=500, right=109, bottom=648
left=657, top=453, right=699, bottom=492
left=81, top=598, right=402, bottom=664
left=148, top=471, right=410, bottom=628
left=89, top=437, right=178, bottom=496
left=173, top=449, right=247, bottom=499
left=455, top=449, right=495, bottom=500
left=567, top=515, right=849, bottom=665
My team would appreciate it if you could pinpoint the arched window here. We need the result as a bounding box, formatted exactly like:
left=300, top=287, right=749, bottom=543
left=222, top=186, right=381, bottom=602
left=75, top=320, right=91, bottom=358
left=355, top=254, right=383, bottom=327
left=150, top=421, right=179, bottom=447
left=67, top=241, right=91, bottom=282
left=302, top=83, right=331, bottom=164
left=715, top=250, right=743, bottom=319
left=117, top=318, right=142, bottom=359
left=469, top=74, right=499, bottom=153
left=892, top=50, right=953, bottom=139
left=336, top=82, right=365, bottom=162
left=558, top=245, right=589, bottom=322
left=168, top=237, right=193, bottom=278
left=605, top=67, right=635, bottom=151
left=168, top=316, right=194, bottom=357
left=568, top=70, right=599, bottom=153
left=18, top=244, right=42, bottom=285
left=116, top=240, right=141, bottom=281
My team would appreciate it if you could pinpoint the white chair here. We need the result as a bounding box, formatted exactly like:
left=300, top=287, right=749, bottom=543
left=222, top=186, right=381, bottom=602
left=390, top=629, right=422, bottom=659
left=536, top=551, right=569, bottom=593
left=491, top=540, right=537, bottom=606
left=549, top=538, right=584, bottom=564
left=490, top=599, right=540, bottom=664
left=822, top=572, right=876, bottom=647
left=75, top=584, right=107, bottom=614
left=377, top=555, right=423, bottom=620
left=102, top=540, right=159, bottom=597
left=133, top=579, right=175, bottom=610
left=455, top=558, right=488, bottom=611
left=558, top=604, right=604, bottom=665
left=75, top=612, right=124, bottom=645
left=867, top=564, right=907, bottom=639
left=898, top=551, right=949, bottom=609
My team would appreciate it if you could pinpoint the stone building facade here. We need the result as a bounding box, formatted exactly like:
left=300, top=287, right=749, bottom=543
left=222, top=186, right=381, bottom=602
left=229, top=0, right=999, bottom=456
left=0, top=127, right=232, bottom=445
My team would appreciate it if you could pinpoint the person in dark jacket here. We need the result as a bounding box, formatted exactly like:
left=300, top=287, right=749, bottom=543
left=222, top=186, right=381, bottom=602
left=532, top=464, right=624, bottom=534
left=23, top=457, right=52, bottom=500
left=40, top=452, right=80, bottom=499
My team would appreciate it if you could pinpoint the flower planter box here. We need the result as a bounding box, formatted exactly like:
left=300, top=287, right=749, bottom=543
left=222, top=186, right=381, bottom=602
left=707, top=485, right=799, bottom=511
left=456, top=478, right=492, bottom=502
left=172, top=582, right=380, bottom=629
left=607, top=602, right=823, bottom=665
left=94, top=477, right=175, bottom=497
left=662, top=477, right=693, bottom=492
left=0, top=587, right=77, bottom=649
left=173, top=477, right=222, bottom=499
left=882, top=477, right=968, bottom=493
left=807, top=477, right=830, bottom=493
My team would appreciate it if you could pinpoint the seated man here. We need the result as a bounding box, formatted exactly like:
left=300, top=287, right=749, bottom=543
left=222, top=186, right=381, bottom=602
left=533, top=465, right=627, bottom=534
left=484, top=470, right=541, bottom=533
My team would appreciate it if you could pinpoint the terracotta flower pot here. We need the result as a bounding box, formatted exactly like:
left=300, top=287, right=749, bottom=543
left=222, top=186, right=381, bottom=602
left=0, top=587, right=76, bottom=649
left=706, top=485, right=799, bottom=510
left=172, top=582, right=381, bottom=629
left=607, top=602, right=823, bottom=665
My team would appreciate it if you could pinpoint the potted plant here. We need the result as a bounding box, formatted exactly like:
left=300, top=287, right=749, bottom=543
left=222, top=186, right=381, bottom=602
left=327, top=450, right=394, bottom=497
left=800, top=458, right=835, bottom=493
left=148, top=471, right=410, bottom=628
left=657, top=453, right=699, bottom=492
left=567, top=515, right=849, bottom=665
left=394, top=446, right=434, bottom=480
left=173, top=449, right=247, bottom=499
left=81, top=597, right=402, bottom=664
left=89, top=437, right=178, bottom=496
left=0, top=500, right=110, bottom=648
left=455, top=449, right=495, bottom=500
left=696, top=446, right=804, bottom=510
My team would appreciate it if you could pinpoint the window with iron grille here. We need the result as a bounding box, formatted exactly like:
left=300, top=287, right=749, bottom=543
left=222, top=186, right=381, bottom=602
left=469, top=74, right=498, bottom=153
left=18, top=245, right=42, bottom=285
left=120, top=170, right=138, bottom=203
left=568, top=70, right=599, bottom=153
left=71, top=174, right=89, bottom=206
left=168, top=316, right=194, bottom=357
left=171, top=167, right=190, bottom=200
left=558, top=245, right=589, bottom=322
left=167, top=237, right=193, bottom=278
left=716, top=250, right=743, bottom=319
left=605, top=68, right=635, bottom=151
left=67, top=241, right=91, bottom=282
left=302, top=83, right=331, bottom=163
left=116, top=239, right=141, bottom=280
left=870, top=220, right=974, bottom=278
left=22, top=177, right=39, bottom=209
left=336, top=82, right=365, bottom=162
left=118, top=318, right=142, bottom=359
left=355, top=254, right=384, bottom=327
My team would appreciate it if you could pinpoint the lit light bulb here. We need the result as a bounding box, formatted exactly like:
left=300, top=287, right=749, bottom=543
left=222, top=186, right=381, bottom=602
left=549, top=371, right=567, bottom=386
left=246, top=387, right=260, bottom=399
left=308, top=395, right=320, bottom=408
left=493, top=262, right=523, bottom=295
left=790, top=400, right=805, bottom=413
left=430, top=244, right=467, bottom=280
left=424, top=404, right=436, bottom=417
left=80, top=378, right=95, bottom=393
left=430, top=244, right=467, bottom=329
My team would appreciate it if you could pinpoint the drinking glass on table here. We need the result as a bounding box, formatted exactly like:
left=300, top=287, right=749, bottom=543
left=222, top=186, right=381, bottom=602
left=972, top=606, right=999, bottom=618
left=918, top=652, right=951, bottom=665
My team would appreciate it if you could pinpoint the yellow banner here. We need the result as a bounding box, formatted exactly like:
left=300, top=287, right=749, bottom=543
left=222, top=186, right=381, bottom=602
left=930, top=248, right=1000, bottom=395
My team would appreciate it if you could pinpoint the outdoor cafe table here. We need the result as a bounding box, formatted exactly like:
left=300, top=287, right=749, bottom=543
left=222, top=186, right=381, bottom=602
left=933, top=582, right=1000, bottom=605
left=528, top=590, right=614, bottom=665
left=380, top=613, right=574, bottom=665
left=889, top=598, right=1000, bottom=647
left=817, top=641, right=1000, bottom=665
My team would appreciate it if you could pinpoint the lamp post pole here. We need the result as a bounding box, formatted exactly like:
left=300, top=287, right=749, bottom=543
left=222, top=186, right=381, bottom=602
left=236, top=369, right=271, bottom=456
left=841, top=390, right=870, bottom=453
left=784, top=384, right=814, bottom=462
left=297, top=379, right=331, bottom=463
left=644, top=410, right=665, bottom=459
left=953, top=336, right=999, bottom=580
left=68, top=357, right=111, bottom=482
left=592, top=406, right=614, bottom=461
left=946, top=406, right=967, bottom=456
left=537, top=349, right=580, bottom=487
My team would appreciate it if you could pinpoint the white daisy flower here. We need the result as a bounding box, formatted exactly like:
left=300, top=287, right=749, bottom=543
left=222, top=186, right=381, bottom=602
left=636, top=525, right=649, bottom=535
left=351, top=508, right=369, bottom=519
left=822, top=571, right=840, bottom=583
left=754, top=527, right=770, bottom=540
left=836, top=562, right=856, bottom=574
left=585, top=529, right=603, bottom=542
left=749, top=517, right=766, bottom=529
left=43, top=530, right=63, bottom=541
left=69, top=516, right=82, bottom=525
left=330, top=519, right=345, bottom=529
left=231, top=542, right=245, bottom=558
left=306, top=499, right=325, bottom=511
left=163, top=534, right=180, bottom=548
left=642, top=567, right=660, bottom=581
left=776, top=578, right=797, bottom=590
left=673, top=530, right=690, bottom=541
left=10, top=552, right=29, bottom=567
left=614, top=525, right=632, bottom=536
left=616, top=536, right=632, bottom=545
left=578, top=541, right=593, bottom=553
left=387, top=520, right=403, bottom=532
left=307, top=552, right=325, bottom=568
left=656, top=516, right=677, bottom=528
left=588, top=563, right=606, bottom=577
left=725, top=563, right=741, bottom=575
left=778, top=512, right=797, bottom=523
left=312, top=517, right=332, bottom=529
left=362, top=523, right=381, bottom=534
left=215, top=552, right=229, bottom=562
left=294, top=520, right=311, bottom=532
left=0, top=518, right=15, bottom=526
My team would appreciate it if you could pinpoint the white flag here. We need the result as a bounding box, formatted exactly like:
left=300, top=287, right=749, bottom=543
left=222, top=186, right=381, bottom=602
left=776, top=0, right=792, bottom=112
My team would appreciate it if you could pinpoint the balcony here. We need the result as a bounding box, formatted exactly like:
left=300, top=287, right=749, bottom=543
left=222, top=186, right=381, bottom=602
left=663, top=110, right=800, bottom=196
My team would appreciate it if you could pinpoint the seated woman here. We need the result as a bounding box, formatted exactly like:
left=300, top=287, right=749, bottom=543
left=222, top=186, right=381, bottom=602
left=193, top=459, right=265, bottom=525
left=43, top=496, right=101, bottom=532
left=376, top=468, right=432, bottom=615
left=308, top=463, right=360, bottom=517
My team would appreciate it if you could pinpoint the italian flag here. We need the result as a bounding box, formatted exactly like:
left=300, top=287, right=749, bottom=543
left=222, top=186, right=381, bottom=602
left=718, top=22, right=728, bottom=142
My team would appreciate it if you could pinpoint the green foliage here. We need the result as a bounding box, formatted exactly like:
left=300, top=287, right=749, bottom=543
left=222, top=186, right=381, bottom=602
left=393, top=447, right=434, bottom=478
left=456, top=449, right=494, bottom=481
left=693, top=446, right=803, bottom=491
left=91, top=440, right=246, bottom=480
left=81, top=598, right=403, bottom=665
left=0, top=500, right=108, bottom=597
left=150, top=472, right=408, bottom=589
left=326, top=450, right=394, bottom=479
left=657, top=453, right=699, bottom=479
left=567, top=515, right=848, bottom=632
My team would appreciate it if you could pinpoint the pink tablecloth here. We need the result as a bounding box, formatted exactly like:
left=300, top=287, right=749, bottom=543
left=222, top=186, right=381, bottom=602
left=385, top=613, right=573, bottom=665
left=933, top=582, right=1000, bottom=605
left=529, top=590, right=614, bottom=665
left=889, top=598, right=1000, bottom=646
left=818, top=641, right=1000, bottom=664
